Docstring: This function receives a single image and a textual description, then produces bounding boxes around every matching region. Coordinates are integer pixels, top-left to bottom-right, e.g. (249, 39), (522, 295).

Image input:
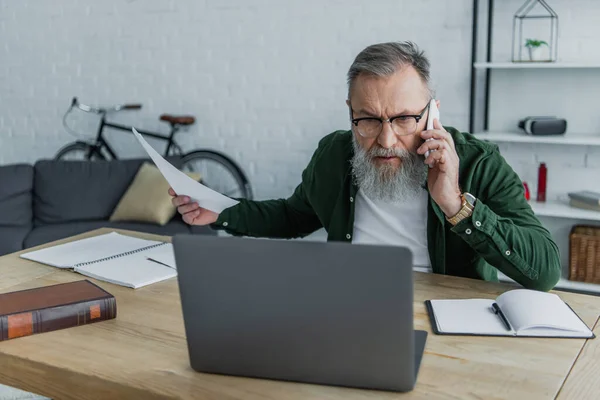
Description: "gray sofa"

(0, 158), (214, 257)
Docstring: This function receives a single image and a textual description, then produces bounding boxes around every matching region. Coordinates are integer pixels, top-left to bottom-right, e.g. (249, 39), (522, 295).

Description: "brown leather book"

(0, 280), (116, 341)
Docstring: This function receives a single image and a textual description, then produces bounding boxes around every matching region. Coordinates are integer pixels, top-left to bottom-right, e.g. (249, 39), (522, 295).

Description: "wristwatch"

(446, 192), (476, 226)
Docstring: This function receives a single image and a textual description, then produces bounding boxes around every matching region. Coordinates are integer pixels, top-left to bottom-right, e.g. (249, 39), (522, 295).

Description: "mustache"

(367, 146), (414, 159)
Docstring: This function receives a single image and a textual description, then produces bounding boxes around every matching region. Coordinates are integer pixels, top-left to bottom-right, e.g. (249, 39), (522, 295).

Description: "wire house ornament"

(512, 0), (558, 62)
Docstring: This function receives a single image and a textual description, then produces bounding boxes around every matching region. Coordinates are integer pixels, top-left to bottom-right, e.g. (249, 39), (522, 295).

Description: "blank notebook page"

(20, 232), (163, 268)
(143, 243), (176, 269)
(497, 289), (591, 333)
(75, 253), (177, 289)
(430, 299), (515, 335)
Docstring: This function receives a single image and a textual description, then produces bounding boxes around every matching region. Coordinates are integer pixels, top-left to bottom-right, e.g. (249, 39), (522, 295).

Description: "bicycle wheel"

(180, 150), (253, 200)
(55, 142), (105, 161)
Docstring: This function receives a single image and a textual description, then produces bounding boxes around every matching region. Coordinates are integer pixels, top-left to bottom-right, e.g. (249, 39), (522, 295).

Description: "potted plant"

(525, 39), (549, 61)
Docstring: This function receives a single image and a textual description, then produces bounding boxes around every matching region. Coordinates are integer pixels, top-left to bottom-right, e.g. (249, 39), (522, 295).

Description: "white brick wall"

(0, 0), (473, 199)
(1, 0), (598, 202)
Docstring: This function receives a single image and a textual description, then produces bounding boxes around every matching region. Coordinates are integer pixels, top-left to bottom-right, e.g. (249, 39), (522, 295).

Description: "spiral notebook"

(20, 232), (177, 289)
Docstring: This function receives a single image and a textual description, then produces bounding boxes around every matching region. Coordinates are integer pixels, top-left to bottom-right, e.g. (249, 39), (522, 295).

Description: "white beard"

(350, 134), (428, 203)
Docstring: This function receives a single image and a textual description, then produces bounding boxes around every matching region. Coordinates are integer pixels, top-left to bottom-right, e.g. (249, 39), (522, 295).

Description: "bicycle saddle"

(160, 114), (195, 125)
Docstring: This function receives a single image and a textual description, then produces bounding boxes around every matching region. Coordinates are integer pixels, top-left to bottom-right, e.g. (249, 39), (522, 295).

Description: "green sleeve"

(450, 150), (561, 291)
(210, 149), (323, 239)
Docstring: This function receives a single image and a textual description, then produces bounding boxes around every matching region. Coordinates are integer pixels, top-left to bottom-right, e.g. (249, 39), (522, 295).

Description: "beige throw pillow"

(110, 162), (201, 226)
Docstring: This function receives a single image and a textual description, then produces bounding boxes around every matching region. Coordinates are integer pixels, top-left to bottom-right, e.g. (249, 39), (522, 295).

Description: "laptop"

(172, 235), (427, 392)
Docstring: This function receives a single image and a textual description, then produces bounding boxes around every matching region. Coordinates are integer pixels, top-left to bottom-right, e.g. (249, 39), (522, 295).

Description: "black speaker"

(518, 117), (567, 136)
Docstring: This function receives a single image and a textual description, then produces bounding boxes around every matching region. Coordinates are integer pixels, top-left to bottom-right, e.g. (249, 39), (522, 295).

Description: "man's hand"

(169, 187), (219, 226)
(417, 119), (462, 218)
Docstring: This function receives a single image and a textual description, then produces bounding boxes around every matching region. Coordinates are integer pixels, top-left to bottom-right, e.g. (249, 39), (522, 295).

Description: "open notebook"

(20, 232), (177, 289)
(426, 289), (595, 338)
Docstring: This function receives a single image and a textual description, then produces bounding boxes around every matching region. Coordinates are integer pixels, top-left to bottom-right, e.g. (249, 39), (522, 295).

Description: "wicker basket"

(569, 225), (600, 283)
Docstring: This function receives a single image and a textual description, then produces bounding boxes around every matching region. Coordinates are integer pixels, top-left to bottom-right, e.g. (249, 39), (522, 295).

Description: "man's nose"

(377, 121), (399, 149)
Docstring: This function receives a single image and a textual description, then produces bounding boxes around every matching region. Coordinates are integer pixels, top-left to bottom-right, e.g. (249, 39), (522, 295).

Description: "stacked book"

(568, 191), (600, 212)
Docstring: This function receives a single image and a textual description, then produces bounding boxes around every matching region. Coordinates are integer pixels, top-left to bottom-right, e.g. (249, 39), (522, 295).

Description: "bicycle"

(56, 97), (253, 200)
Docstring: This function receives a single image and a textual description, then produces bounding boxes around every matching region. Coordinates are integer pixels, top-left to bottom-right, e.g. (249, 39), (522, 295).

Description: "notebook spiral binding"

(73, 242), (168, 268)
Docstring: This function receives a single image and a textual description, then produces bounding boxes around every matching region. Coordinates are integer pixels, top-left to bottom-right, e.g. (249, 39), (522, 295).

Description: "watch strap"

(446, 193), (475, 225)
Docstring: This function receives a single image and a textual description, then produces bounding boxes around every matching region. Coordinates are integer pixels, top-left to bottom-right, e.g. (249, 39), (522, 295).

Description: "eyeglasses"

(350, 100), (431, 138)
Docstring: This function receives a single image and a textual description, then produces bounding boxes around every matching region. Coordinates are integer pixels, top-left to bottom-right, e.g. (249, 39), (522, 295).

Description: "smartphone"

(425, 99), (440, 166)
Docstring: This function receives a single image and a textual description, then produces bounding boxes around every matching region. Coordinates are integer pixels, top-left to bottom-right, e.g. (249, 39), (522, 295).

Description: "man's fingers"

(420, 126), (455, 150)
(425, 149), (448, 169)
(417, 138), (448, 155)
(168, 187), (176, 196)
(178, 202), (200, 215)
(182, 210), (200, 225)
(171, 195), (190, 207)
(420, 129), (450, 141)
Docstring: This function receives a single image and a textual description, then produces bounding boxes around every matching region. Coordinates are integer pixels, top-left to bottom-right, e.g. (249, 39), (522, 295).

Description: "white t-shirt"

(352, 188), (431, 272)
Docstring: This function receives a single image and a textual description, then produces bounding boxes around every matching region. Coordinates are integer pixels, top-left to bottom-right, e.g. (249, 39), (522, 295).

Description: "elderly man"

(170, 41), (561, 291)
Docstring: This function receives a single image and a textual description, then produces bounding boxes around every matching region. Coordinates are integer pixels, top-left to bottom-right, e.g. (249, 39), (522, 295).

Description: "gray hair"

(346, 41), (433, 99)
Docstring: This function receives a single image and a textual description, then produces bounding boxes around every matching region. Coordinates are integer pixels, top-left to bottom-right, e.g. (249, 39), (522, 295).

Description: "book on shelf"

(20, 232), (177, 289)
(0, 280), (116, 341)
(426, 289), (594, 338)
(569, 198), (600, 212)
(568, 191), (600, 206)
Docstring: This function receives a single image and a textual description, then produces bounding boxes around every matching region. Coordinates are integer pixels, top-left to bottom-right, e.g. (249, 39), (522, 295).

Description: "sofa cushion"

(23, 219), (217, 249)
(33, 158), (183, 224)
(0, 226), (31, 256)
(0, 164), (33, 225)
(110, 163), (201, 226)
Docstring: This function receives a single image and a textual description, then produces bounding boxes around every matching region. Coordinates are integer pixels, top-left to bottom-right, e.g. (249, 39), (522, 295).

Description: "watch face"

(464, 192), (476, 205)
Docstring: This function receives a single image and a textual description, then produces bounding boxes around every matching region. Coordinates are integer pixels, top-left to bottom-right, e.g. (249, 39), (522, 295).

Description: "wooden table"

(556, 323), (600, 399)
(0, 228), (598, 400)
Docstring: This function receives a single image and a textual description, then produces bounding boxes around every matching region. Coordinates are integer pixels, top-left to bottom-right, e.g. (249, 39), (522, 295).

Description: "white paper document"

(132, 128), (239, 213)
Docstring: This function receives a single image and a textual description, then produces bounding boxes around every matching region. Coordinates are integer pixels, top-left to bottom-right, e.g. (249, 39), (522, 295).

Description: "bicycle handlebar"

(121, 104), (142, 110)
(70, 97), (143, 114)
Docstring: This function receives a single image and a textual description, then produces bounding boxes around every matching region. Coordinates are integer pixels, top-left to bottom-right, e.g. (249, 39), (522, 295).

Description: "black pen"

(492, 303), (512, 331)
(147, 257), (177, 271)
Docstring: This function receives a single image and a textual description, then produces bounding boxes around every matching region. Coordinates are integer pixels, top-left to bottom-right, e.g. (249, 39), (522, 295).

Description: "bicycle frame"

(90, 114), (180, 159)
(59, 98), (254, 199)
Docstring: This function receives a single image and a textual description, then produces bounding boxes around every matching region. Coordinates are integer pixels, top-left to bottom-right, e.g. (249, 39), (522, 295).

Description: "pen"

(492, 303), (512, 331)
(147, 257), (177, 270)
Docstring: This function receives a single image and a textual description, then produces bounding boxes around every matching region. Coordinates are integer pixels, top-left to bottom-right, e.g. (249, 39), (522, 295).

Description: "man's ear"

(346, 99), (350, 107)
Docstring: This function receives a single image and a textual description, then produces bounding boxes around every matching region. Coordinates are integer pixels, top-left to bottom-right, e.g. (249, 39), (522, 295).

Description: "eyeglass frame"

(349, 99), (432, 138)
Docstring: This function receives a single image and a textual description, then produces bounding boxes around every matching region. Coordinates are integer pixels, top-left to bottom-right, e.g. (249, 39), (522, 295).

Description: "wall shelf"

(474, 62), (600, 70)
(530, 200), (600, 222)
(474, 131), (600, 146)
(469, 3), (600, 132)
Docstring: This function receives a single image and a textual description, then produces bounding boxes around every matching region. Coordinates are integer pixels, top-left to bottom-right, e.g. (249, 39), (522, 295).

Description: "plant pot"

(527, 46), (542, 61)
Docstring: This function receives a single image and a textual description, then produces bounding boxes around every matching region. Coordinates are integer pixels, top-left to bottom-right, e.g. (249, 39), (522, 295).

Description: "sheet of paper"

(19, 232), (162, 269)
(132, 128), (239, 213)
(497, 289), (592, 334)
(75, 253), (177, 289)
(429, 299), (515, 336)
